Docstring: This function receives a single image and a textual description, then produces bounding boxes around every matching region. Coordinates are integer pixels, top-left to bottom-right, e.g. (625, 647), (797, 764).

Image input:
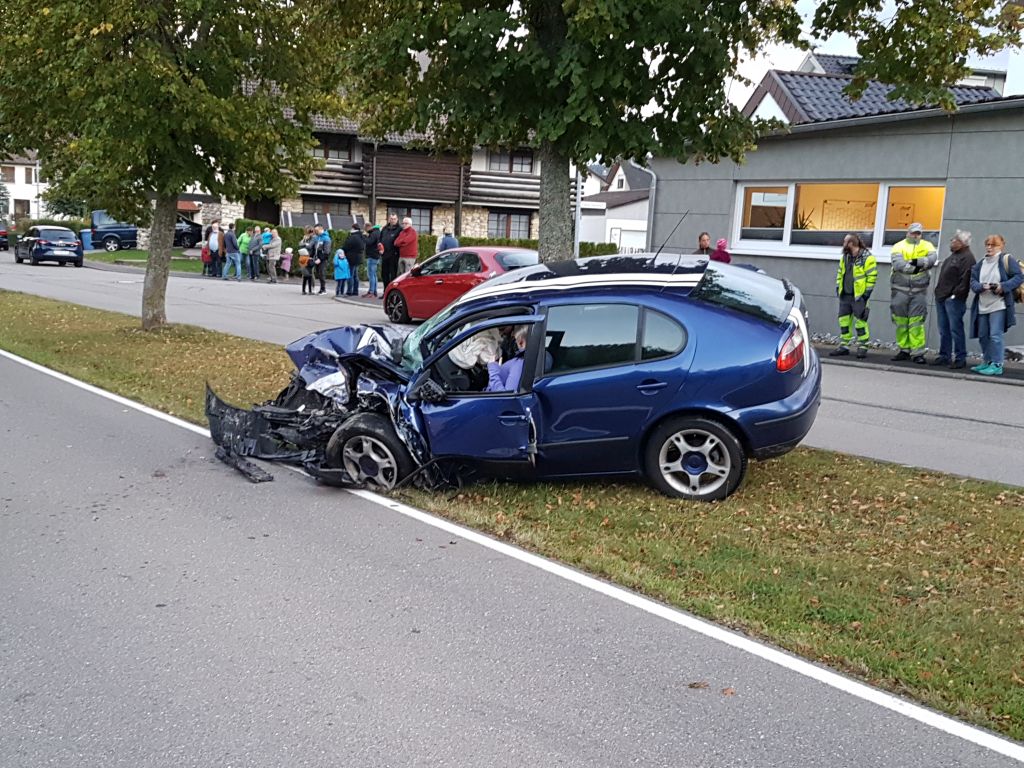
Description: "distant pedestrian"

(969, 234), (1024, 377)
(930, 230), (976, 369)
(299, 247), (314, 295)
(693, 232), (711, 256)
(438, 227), (459, 252)
(312, 224), (332, 294)
(280, 246), (293, 281)
(710, 238), (731, 264)
(248, 226), (264, 280)
(222, 223), (243, 281)
(206, 221), (224, 277)
(889, 222), (938, 364)
(342, 223), (364, 296)
(333, 247), (352, 296)
(265, 227), (283, 283)
(829, 233), (877, 359)
(394, 216), (419, 274)
(379, 213), (401, 286)
(237, 227), (252, 269)
(363, 222), (382, 298)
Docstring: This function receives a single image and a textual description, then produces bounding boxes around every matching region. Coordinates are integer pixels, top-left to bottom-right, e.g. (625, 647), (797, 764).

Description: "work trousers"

(890, 290), (928, 356)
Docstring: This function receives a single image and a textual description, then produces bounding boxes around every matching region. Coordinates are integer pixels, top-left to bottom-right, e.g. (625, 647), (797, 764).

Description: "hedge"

(14, 217), (91, 236)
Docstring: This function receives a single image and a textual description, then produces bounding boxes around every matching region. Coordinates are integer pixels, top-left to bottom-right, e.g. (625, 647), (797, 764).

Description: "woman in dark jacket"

(969, 234), (1023, 377)
(930, 230), (975, 368)
(342, 225), (365, 296)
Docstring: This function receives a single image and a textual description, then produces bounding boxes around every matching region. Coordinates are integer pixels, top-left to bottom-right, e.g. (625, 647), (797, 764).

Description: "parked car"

(208, 255), (820, 501)
(91, 210), (138, 252)
(14, 225), (84, 267)
(383, 246), (539, 323)
(0, 219), (9, 250)
(174, 215), (202, 249)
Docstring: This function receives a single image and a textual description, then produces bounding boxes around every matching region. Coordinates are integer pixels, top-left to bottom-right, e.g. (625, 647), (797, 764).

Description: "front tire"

(325, 413), (415, 492)
(644, 417), (746, 501)
(385, 290), (411, 323)
(103, 236), (120, 252)
(179, 234), (194, 249)
(14, 251), (23, 264)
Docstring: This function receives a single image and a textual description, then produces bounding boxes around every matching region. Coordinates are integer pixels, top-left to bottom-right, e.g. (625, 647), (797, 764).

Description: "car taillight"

(777, 324), (805, 373)
(37, 239), (50, 246)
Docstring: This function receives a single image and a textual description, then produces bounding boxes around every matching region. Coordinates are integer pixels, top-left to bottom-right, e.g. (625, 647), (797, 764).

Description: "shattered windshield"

(400, 304), (459, 371)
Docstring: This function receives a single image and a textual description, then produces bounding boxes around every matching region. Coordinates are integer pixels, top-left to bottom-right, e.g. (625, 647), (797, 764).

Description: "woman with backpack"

(969, 234), (1024, 377)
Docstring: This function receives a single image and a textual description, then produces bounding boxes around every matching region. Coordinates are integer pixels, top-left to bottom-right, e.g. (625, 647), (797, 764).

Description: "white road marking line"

(2, 345), (1021, 762)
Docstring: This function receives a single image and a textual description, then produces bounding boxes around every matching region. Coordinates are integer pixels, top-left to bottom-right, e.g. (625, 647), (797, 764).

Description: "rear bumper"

(36, 250), (83, 264)
(740, 350), (822, 460)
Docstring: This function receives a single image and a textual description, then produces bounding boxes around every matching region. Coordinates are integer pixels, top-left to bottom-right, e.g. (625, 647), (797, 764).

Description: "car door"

(430, 251), (486, 308)
(20, 227), (37, 259)
(405, 251), (461, 318)
(408, 314), (543, 464)
(531, 302), (693, 476)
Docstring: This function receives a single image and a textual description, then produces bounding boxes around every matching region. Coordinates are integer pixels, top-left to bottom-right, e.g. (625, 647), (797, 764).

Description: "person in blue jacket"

(333, 247), (352, 297)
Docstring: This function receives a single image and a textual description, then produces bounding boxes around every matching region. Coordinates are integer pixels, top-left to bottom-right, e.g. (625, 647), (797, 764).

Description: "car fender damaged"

(206, 325), (437, 489)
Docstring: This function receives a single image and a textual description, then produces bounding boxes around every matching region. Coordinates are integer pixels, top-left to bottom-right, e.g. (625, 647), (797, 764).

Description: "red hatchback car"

(383, 246), (539, 322)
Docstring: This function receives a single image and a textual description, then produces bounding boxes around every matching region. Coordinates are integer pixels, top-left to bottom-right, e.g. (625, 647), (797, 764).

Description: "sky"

(729, 0), (1023, 108)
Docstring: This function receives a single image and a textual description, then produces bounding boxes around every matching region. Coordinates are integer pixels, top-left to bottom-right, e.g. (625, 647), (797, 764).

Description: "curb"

(817, 353), (1024, 388)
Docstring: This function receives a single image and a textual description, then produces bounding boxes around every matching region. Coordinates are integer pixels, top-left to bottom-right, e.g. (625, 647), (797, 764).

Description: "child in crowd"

(299, 247), (313, 295)
(333, 247), (352, 297)
(280, 247), (293, 281)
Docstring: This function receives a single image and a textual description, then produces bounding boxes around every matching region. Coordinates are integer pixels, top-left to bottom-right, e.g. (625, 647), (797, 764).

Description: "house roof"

(619, 162), (653, 190)
(582, 189), (650, 207)
(743, 69), (1003, 124)
(811, 54), (860, 76)
(587, 162), (612, 182)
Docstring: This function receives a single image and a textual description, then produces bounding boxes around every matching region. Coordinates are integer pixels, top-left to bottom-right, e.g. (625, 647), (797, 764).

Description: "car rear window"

(93, 211), (130, 227)
(40, 229), (77, 241)
(689, 262), (792, 325)
(496, 251), (539, 271)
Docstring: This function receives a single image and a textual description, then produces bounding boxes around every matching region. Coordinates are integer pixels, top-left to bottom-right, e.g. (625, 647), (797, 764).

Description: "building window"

(616, 178), (625, 190)
(0, 166), (14, 184)
(735, 182), (945, 254)
(387, 205), (432, 232)
(13, 200), (30, 220)
(740, 186), (788, 241)
(488, 210), (532, 239)
(883, 186), (945, 245)
(302, 197), (351, 217)
(309, 134), (352, 162)
(24, 167), (36, 185)
(488, 149), (534, 174)
(791, 183), (879, 247)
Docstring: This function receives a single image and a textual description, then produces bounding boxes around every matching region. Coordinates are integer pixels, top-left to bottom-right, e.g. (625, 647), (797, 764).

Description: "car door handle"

(636, 380), (668, 394)
(498, 412), (528, 425)
(434, 278), (444, 284)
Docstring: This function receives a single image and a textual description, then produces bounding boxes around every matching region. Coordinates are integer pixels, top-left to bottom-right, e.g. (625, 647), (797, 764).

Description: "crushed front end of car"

(206, 325), (440, 489)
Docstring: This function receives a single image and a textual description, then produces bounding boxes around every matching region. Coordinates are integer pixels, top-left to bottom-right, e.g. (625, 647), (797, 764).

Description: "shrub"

(15, 216), (91, 235)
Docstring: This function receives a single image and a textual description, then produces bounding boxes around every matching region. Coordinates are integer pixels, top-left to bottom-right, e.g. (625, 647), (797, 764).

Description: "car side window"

(456, 252), (482, 274)
(642, 310), (687, 360)
(419, 252), (460, 276)
(544, 304), (639, 374)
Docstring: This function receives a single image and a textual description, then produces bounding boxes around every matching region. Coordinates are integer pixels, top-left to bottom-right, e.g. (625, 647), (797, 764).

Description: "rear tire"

(29, 252), (38, 266)
(325, 413), (415, 491)
(103, 236), (120, 252)
(644, 416), (746, 501)
(385, 290), (411, 323)
(180, 234), (194, 249)
(74, 259), (83, 268)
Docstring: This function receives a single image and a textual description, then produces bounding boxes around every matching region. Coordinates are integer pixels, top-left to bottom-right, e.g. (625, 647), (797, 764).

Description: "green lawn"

(87, 248), (205, 273)
(1, 289), (1023, 739)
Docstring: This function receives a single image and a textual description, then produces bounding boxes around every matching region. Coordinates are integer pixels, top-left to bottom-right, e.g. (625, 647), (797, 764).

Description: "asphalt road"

(1, 260), (1022, 487)
(1, 354), (1020, 767)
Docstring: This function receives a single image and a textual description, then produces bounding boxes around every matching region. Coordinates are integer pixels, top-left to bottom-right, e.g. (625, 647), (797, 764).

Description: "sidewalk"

(813, 342), (1024, 386)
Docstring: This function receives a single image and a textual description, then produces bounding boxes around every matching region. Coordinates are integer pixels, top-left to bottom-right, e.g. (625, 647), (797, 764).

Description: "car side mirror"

(410, 265), (422, 277)
(407, 376), (447, 404)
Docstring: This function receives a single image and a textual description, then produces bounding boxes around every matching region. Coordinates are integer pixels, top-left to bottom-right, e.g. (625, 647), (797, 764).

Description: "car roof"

(435, 246), (538, 257)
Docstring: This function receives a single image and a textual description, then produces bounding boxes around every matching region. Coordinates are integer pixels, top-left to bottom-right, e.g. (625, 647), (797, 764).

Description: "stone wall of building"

(461, 205), (489, 238)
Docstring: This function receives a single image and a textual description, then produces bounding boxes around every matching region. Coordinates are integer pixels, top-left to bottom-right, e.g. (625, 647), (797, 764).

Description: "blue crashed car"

(207, 254), (820, 501)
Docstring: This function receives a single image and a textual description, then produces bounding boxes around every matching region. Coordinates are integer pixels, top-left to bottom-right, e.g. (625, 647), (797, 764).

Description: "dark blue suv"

(208, 255), (821, 501)
(91, 210), (138, 252)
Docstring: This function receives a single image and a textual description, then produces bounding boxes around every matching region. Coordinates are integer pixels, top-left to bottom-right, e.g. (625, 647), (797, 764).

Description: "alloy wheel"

(341, 435), (400, 491)
(658, 428), (732, 497)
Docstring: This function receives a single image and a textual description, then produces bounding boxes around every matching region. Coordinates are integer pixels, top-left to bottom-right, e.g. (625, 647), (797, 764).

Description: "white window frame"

(731, 180), (946, 263)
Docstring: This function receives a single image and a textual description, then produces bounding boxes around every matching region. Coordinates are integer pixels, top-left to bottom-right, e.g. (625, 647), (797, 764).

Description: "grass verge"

(1, 289), (1022, 740)
(88, 248), (201, 273)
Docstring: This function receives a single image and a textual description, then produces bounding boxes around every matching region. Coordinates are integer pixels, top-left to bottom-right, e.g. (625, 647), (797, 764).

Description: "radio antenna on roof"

(650, 210), (690, 289)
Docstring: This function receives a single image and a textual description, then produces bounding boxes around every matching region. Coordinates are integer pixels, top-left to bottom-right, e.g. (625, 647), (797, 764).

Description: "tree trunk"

(537, 140), (572, 263)
(141, 193), (177, 330)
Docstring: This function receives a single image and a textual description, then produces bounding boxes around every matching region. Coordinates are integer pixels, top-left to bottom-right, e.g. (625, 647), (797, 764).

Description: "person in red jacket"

(394, 217), (419, 274)
(710, 238), (732, 264)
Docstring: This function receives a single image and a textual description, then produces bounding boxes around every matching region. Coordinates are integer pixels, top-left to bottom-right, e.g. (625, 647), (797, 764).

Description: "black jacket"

(342, 231), (365, 265)
(363, 228), (381, 259)
(934, 246), (976, 301)
(379, 223), (401, 260)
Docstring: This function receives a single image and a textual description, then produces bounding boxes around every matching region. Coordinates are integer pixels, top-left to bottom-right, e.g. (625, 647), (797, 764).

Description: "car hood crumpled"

(285, 324), (411, 384)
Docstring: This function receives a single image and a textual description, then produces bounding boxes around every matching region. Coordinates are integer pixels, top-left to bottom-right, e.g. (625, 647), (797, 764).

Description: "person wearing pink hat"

(710, 238), (731, 264)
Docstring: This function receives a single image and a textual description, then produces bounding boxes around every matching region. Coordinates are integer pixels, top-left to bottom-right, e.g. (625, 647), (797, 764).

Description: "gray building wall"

(650, 107), (1024, 350)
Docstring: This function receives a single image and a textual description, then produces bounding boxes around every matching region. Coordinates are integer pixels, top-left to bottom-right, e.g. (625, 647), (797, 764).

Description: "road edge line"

(2, 345), (1022, 762)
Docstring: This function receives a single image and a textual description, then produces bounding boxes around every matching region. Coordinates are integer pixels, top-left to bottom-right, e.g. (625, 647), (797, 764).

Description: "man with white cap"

(889, 222), (937, 363)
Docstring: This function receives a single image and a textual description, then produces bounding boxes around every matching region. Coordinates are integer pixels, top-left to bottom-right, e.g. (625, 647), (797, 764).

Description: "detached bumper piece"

(215, 446), (274, 483)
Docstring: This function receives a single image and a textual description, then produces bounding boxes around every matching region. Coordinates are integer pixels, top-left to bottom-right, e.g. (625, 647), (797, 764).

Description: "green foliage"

(42, 186), (89, 219)
(15, 217), (91, 235)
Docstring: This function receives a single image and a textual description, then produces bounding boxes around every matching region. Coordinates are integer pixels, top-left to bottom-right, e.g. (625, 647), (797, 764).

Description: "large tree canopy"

(343, 0), (1022, 261)
(0, 0), (345, 328)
